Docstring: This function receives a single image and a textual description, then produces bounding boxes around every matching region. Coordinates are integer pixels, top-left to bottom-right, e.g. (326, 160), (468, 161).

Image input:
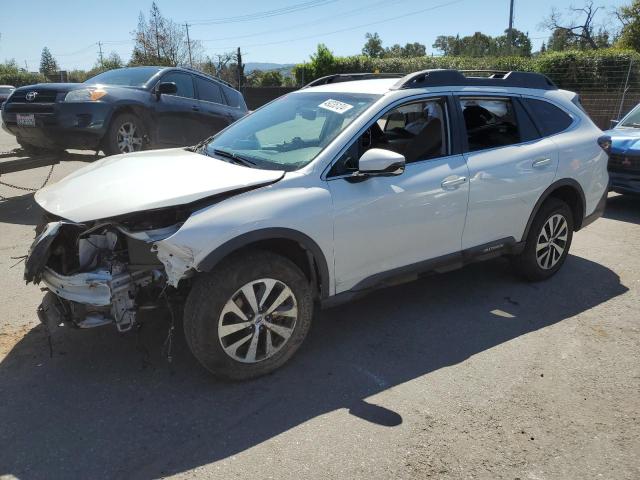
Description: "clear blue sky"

(0, 0), (628, 71)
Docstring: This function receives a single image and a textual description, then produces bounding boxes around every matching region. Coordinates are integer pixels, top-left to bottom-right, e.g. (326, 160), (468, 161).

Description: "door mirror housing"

(356, 148), (405, 177)
(156, 82), (177, 98)
(610, 119), (620, 129)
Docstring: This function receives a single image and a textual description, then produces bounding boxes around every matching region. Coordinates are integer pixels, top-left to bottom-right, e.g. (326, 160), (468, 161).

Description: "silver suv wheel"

(218, 278), (298, 363)
(536, 213), (569, 270)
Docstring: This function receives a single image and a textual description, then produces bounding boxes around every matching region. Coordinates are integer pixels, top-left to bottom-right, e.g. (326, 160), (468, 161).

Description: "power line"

(188, 0), (338, 26)
(212, 0), (468, 51)
(198, 0), (408, 43)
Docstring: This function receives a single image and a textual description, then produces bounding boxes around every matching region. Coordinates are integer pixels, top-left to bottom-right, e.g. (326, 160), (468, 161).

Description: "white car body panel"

(34, 148), (284, 222)
(328, 154), (470, 292)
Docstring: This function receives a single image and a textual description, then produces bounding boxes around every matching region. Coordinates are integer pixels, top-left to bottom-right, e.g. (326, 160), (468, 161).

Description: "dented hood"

(35, 148), (284, 222)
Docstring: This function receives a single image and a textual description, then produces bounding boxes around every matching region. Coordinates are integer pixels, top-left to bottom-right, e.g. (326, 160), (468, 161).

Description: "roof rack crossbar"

(391, 69), (557, 91)
(303, 72), (404, 89)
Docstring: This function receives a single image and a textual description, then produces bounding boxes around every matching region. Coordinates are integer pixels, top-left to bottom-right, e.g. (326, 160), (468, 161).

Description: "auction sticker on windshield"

(318, 99), (354, 114)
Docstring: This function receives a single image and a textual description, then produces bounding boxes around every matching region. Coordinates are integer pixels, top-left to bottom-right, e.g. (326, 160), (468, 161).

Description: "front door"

(328, 97), (470, 293)
(454, 95), (559, 249)
(153, 71), (202, 146)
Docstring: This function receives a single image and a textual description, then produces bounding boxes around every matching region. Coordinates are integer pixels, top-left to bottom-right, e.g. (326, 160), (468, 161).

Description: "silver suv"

(25, 70), (609, 380)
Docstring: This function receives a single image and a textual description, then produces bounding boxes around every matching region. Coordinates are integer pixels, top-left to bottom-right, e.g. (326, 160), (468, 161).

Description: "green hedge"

(295, 49), (640, 90)
(0, 70), (47, 87)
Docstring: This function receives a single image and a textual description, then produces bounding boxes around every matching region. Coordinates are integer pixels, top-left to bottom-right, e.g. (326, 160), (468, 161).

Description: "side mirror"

(610, 119), (620, 129)
(156, 82), (177, 98)
(357, 148), (405, 177)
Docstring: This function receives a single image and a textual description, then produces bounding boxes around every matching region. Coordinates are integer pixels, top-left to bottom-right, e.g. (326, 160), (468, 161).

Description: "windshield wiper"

(212, 149), (256, 167)
(187, 136), (214, 154)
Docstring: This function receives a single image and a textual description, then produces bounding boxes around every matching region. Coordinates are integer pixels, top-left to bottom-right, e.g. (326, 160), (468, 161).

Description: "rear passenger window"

(459, 97), (520, 152)
(195, 77), (225, 104)
(223, 87), (243, 108)
(525, 98), (573, 136)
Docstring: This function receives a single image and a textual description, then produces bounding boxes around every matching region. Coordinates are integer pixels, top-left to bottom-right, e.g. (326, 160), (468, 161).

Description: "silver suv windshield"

(203, 92), (381, 171)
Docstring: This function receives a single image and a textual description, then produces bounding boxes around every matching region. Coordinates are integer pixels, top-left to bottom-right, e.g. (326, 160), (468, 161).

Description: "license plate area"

(16, 113), (36, 127)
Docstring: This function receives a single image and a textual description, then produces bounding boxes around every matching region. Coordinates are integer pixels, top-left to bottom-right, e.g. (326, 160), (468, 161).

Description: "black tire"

(184, 250), (314, 381)
(103, 113), (147, 156)
(512, 197), (574, 282)
(17, 140), (64, 156)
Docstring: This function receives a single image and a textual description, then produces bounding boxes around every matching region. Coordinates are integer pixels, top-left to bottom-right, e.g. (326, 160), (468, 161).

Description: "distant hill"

(244, 62), (295, 74)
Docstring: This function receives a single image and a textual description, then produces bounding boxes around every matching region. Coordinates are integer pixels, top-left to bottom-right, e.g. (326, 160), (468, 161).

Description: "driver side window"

(330, 98), (449, 176)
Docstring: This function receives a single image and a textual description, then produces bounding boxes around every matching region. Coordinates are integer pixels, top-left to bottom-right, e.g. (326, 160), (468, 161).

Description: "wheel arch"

(521, 178), (586, 241)
(196, 228), (331, 300)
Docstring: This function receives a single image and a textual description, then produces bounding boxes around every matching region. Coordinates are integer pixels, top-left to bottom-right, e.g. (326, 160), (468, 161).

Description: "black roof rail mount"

(391, 69), (558, 91)
(303, 72), (404, 88)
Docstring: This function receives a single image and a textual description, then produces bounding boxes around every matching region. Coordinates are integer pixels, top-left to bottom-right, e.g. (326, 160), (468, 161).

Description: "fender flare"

(521, 178), (586, 241)
(196, 228), (331, 299)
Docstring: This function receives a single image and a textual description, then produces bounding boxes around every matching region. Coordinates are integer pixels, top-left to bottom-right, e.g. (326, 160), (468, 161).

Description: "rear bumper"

(582, 187), (608, 229)
(609, 170), (640, 195)
(1, 102), (111, 149)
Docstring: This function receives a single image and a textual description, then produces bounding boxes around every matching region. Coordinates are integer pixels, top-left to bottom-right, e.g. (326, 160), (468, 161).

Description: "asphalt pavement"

(0, 130), (638, 480)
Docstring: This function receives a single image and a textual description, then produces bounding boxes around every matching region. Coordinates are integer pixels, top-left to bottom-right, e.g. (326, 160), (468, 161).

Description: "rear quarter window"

(524, 98), (573, 136)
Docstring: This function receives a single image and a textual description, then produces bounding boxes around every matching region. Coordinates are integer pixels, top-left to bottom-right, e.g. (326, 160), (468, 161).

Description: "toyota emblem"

(25, 91), (38, 102)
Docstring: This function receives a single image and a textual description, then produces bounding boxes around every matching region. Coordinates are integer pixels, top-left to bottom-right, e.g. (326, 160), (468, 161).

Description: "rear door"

(193, 76), (234, 139)
(153, 71), (201, 146)
(455, 94), (558, 249)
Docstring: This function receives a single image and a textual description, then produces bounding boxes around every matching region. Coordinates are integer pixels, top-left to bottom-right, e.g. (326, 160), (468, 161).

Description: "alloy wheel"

(116, 122), (143, 153)
(536, 213), (568, 270)
(218, 278), (298, 363)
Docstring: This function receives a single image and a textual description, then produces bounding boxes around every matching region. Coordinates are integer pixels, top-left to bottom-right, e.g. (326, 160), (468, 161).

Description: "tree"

(616, 0), (640, 51)
(130, 2), (201, 66)
(495, 29), (532, 56)
(309, 43), (335, 78)
(384, 42), (427, 58)
(542, 1), (610, 50)
(102, 52), (124, 70)
(39, 47), (58, 75)
(362, 32), (384, 58)
(433, 35), (461, 56)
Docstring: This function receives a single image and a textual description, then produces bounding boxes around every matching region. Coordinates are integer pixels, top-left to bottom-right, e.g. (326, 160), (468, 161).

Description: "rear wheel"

(183, 250), (314, 380)
(103, 113), (146, 156)
(512, 197), (574, 281)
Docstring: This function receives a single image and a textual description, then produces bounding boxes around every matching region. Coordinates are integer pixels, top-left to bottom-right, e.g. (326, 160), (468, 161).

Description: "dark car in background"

(605, 103), (640, 195)
(0, 85), (15, 108)
(1, 67), (248, 155)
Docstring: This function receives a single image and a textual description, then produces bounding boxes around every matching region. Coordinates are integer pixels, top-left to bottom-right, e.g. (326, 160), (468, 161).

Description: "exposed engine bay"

(25, 216), (185, 332)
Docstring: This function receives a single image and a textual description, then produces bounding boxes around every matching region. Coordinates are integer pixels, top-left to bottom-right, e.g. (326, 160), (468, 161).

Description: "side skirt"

(321, 237), (523, 309)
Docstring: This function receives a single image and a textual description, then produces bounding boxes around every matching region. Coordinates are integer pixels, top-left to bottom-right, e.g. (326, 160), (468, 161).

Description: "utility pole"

(507, 0), (515, 55)
(236, 47), (243, 90)
(24, 60), (28, 71)
(185, 23), (193, 67)
(98, 41), (104, 68)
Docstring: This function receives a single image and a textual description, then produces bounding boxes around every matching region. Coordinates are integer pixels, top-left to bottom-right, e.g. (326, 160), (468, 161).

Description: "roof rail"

(179, 66), (235, 89)
(303, 72), (404, 89)
(391, 69), (557, 91)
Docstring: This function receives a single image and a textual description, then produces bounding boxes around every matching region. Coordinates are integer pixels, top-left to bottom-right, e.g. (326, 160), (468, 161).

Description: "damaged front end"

(25, 215), (184, 333)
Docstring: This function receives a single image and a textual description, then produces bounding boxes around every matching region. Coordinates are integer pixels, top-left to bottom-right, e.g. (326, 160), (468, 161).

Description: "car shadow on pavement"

(0, 255), (628, 479)
(0, 192), (44, 226)
(604, 193), (640, 225)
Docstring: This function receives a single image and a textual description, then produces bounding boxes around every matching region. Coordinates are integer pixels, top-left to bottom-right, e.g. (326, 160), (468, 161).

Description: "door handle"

(532, 158), (552, 168)
(441, 175), (467, 190)
(192, 105), (200, 111)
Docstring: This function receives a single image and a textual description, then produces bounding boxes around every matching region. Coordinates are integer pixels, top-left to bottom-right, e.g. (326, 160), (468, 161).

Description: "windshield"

(0, 87), (14, 94)
(620, 104), (640, 128)
(204, 92), (381, 171)
(84, 67), (162, 87)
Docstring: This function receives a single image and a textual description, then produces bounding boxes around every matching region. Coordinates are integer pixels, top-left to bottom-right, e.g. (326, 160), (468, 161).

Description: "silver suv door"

(454, 94), (559, 249)
(327, 96), (470, 293)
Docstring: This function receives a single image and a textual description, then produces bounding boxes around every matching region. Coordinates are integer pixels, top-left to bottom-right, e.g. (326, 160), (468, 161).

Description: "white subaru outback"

(25, 70), (609, 380)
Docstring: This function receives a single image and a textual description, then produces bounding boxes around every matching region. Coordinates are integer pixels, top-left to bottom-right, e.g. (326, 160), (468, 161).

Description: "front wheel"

(511, 197), (574, 281)
(103, 113), (147, 156)
(183, 250), (314, 380)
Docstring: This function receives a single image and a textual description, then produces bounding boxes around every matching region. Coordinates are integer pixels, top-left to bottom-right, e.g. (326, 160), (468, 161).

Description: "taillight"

(598, 135), (612, 155)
